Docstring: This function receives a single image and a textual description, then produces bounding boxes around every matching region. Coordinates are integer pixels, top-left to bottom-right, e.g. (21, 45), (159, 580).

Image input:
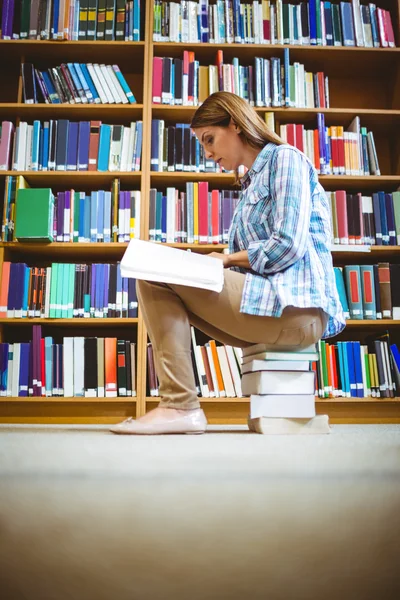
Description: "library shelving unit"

(1, 0), (400, 424)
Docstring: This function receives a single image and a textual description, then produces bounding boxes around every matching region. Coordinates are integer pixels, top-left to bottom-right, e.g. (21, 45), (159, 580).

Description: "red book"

(295, 124), (304, 152)
(88, 120), (102, 171)
(385, 10), (395, 47)
(286, 123), (296, 148)
(0, 261), (10, 318)
(152, 57), (163, 103)
(313, 129), (320, 172)
(330, 127), (339, 173)
(317, 72), (325, 108)
(336, 127), (345, 174)
(198, 182), (209, 244)
(211, 190), (220, 244)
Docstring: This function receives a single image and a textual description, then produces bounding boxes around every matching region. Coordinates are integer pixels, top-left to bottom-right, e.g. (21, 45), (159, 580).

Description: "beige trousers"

(136, 269), (328, 409)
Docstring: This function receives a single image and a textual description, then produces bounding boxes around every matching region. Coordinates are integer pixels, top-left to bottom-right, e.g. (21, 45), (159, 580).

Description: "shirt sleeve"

(247, 146), (312, 276)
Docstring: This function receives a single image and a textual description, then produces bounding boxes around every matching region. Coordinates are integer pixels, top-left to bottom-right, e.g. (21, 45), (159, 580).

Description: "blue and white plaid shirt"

(228, 142), (345, 339)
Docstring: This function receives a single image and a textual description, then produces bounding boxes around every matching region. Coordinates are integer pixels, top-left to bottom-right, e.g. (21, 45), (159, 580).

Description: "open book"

(121, 239), (225, 292)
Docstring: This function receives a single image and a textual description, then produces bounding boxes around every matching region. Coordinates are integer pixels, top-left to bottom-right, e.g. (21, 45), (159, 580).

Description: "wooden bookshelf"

(0, 0), (400, 424)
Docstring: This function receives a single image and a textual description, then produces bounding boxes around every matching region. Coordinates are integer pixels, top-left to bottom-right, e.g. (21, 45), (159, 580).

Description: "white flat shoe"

(110, 406), (208, 435)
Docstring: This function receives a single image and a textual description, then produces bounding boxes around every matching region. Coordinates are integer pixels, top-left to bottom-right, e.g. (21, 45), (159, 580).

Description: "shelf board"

(0, 397), (137, 403)
(0, 40), (145, 61)
(152, 105), (400, 128)
(0, 241), (129, 257)
(345, 319), (400, 326)
(146, 396), (400, 404)
(0, 103), (144, 120)
(0, 171), (141, 186)
(0, 318), (138, 326)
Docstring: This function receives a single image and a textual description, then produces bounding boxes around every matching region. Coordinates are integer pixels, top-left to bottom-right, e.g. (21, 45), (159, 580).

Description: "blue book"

(360, 265), (376, 320)
(22, 266), (30, 318)
(80, 63), (100, 103)
(97, 124), (111, 171)
(66, 121), (79, 171)
(340, 2), (356, 46)
(334, 267), (350, 319)
(38, 123), (44, 170)
(67, 63), (86, 103)
(161, 195), (167, 242)
(78, 193), (85, 241)
(344, 265), (363, 319)
(345, 341), (357, 397)
(352, 341), (364, 397)
(116, 263), (122, 316)
(378, 191), (389, 245)
(42, 122), (50, 170)
(90, 264), (96, 317)
(55, 119), (69, 171)
(385, 193), (396, 246)
(97, 190), (104, 242)
(324, 2), (334, 45)
(103, 263), (110, 316)
(309, 0), (318, 44)
(84, 195), (91, 242)
(133, 0), (140, 40)
(77, 120), (90, 171)
(90, 191), (98, 242)
(372, 192), (382, 245)
(390, 344), (400, 372)
(18, 343), (30, 397)
(52, 0), (59, 38)
(45, 337), (53, 396)
(368, 4), (380, 47)
(104, 191), (112, 243)
(31, 120), (41, 171)
(74, 63), (92, 103)
(133, 121), (142, 171)
(42, 70), (60, 103)
(284, 48), (290, 107)
(317, 113), (326, 174)
(95, 263), (102, 317)
(112, 66), (137, 104)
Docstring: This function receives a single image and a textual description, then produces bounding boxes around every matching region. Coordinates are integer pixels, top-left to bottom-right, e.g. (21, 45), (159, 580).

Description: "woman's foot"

(110, 406), (207, 435)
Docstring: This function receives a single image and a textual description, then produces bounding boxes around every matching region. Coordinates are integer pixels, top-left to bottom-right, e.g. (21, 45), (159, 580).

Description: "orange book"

(209, 340), (226, 397)
(313, 129), (320, 173)
(105, 337), (118, 397)
(0, 261), (10, 317)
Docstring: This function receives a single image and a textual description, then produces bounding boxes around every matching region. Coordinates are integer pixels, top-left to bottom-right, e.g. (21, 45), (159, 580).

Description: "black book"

(174, 58), (183, 105)
(105, 0), (116, 41)
(190, 134), (197, 171)
(115, 0), (125, 40)
(352, 194), (362, 242)
(55, 119), (69, 171)
(125, 341), (132, 396)
(49, 68), (66, 103)
(97, 0), (107, 39)
(108, 263), (117, 318)
(324, 2), (334, 46)
(56, 67), (74, 104)
(389, 265), (400, 320)
(167, 126), (175, 171)
(183, 126), (191, 171)
(373, 264), (382, 319)
(128, 278), (138, 317)
(117, 339), (127, 396)
(48, 119), (58, 170)
(188, 60), (195, 104)
(22, 63), (37, 103)
(175, 126), (183, 171)
(84, 338), (98, 397)
(87, 0), (98, 40)
(161, 57), (172, 104)
(78, 0), (89, 40)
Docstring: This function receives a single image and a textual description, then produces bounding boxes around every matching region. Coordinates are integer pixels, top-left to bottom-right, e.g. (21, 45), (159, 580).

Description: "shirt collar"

(241, 142), (277, 189)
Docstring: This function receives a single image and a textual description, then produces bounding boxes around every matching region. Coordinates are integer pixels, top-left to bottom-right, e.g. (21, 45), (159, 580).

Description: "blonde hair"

(191, 91), (284, 149)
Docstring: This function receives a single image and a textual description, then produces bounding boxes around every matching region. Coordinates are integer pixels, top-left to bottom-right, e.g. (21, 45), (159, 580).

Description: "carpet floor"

(0, 424), (399, 600)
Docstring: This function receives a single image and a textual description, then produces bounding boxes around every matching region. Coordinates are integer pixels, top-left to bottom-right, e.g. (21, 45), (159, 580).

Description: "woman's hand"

(208, 252), (231, 268)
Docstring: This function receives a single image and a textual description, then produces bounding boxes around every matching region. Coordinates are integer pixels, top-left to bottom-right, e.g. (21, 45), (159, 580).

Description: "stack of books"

(241, 343), (330, 435)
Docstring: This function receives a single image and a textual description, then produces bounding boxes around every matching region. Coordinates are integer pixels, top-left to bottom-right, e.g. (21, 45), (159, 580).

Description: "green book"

(73, 192), (80, 243)
(15, 188), (54, 242)
(68, 264), (75, 319)
(49, 263), (58, 319)
(331, 4), (343, 46)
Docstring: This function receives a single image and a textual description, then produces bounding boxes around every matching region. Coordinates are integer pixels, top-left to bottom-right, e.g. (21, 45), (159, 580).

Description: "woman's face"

(193, 122), (244, 171)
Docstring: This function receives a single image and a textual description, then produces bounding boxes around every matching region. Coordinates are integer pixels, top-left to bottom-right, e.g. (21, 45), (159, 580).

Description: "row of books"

(3, 184), (141, 243)
(0, 262), (138, 319)
(327, 190), (400, 247)
(149, 185), (240, 244)
(0, 330), (137, 398)
(150, 120), (222, 173)
(334, 263), (400, 321)
(1, 0), (141, 41)
(152, 48), (329, 108)
(280, 115), (381, 176)
(315, 333), (400, 398)
(22, 62), (136, 105)
(146, 328), (244, 398)
(153, 0), (396, 48)
(0, 120), (143, 172)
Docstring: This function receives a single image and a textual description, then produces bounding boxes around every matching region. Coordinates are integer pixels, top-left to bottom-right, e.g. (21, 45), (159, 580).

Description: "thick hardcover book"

(15, 188), (54, 242)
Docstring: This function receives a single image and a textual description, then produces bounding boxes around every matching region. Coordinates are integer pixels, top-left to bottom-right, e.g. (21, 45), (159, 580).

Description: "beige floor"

(0, 424), (399, 600)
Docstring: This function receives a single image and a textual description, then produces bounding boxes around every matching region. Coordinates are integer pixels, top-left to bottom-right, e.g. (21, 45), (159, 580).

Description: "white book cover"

(63, 337), (74, 397)
(106, 65), (128, 104)
(7, 345), (14, 396)
(93, 64), (114, 104)
(226, 346), (242, 398)
(87, 63), (108, 104)
(250, 394), (316, 419)
(134, 191), (141, 239)
(101, 64), (121, 104)
(242, 370), (315, 396)
(120, 128), (130, 171)
(217, 346), (236, 397)
(242, 359), (311, 374)
(121, 239), (224, 292)
(73, 337), (85, 397)
(190, 326), (209, 398)
(130, 343), (136, 396)
(97, 338), (105, 397)
(17, 122), (28, 171)
(166, 187), (176, 243)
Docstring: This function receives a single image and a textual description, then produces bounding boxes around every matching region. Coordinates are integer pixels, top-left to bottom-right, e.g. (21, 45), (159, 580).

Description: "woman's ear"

(230, 119), (241, 134)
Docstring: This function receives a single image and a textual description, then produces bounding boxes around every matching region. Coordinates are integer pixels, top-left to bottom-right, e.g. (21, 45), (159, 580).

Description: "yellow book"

(344, 132), (351, 175)
(264, 112), (275, 132)
(198, 66), (209, 104)
(193, 183), (199, 244)
(112, 178), (119, 242)
(12, 176), (30, 241)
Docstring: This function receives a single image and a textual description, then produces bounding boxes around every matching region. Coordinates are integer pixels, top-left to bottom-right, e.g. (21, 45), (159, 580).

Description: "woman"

(110, 91), (345, 435)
